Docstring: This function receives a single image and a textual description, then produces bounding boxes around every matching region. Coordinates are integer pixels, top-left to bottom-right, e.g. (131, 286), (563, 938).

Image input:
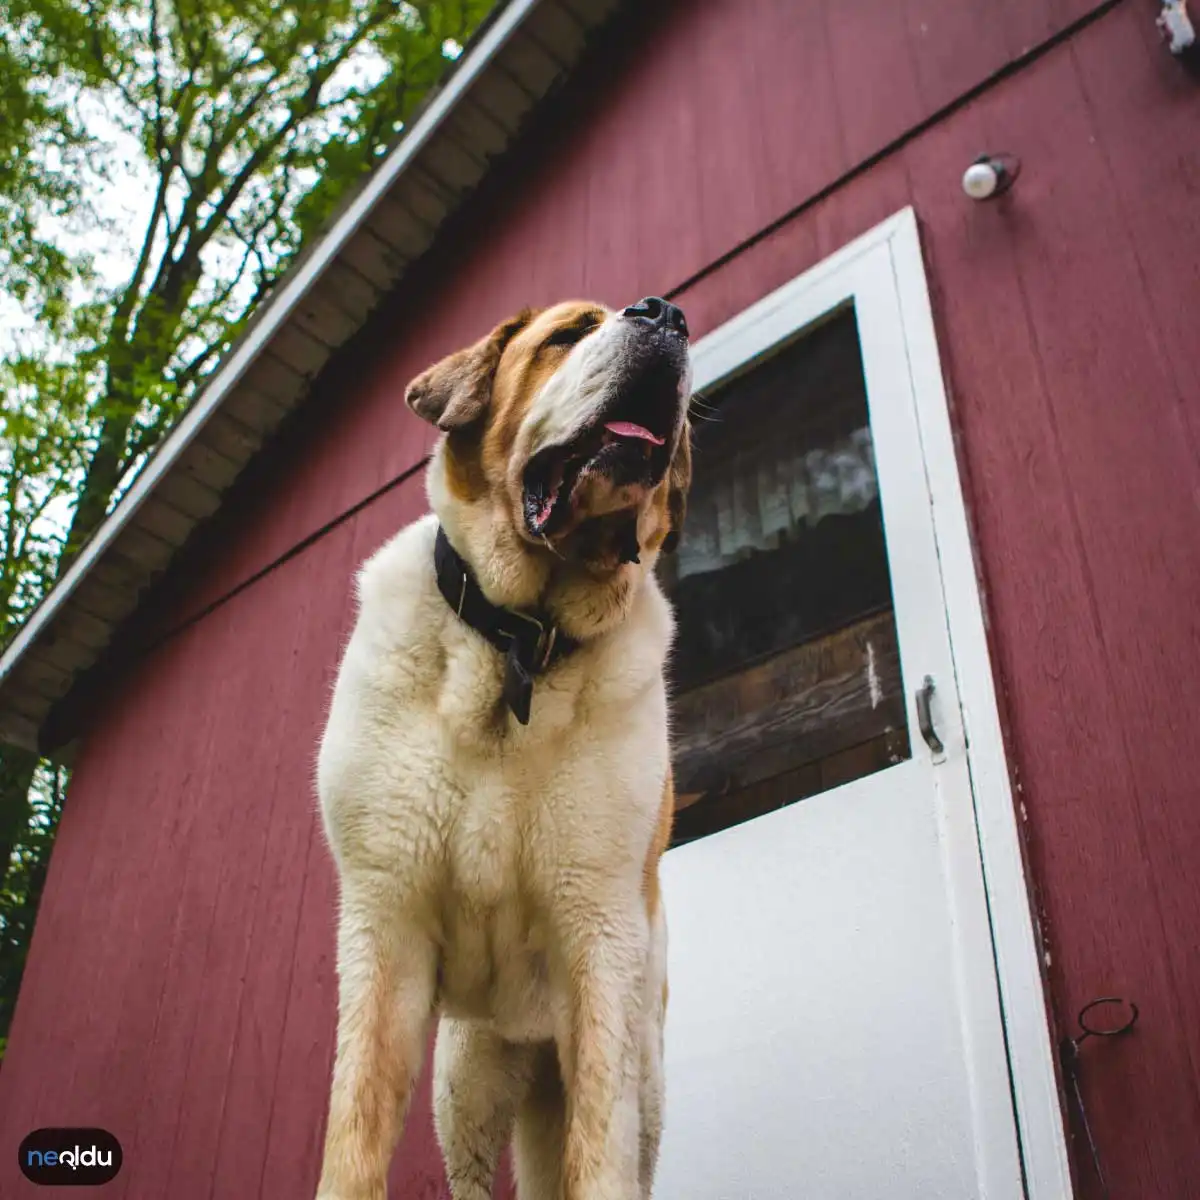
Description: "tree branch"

(169, 336), (225, 392)
(10, 483), (67, 572)
(109, 167), (172, 353)
(166, 61), (290, 271)
(187, 13), (391, 262)
(1, 469), (18, 582)
(117, 265), (254, 480)
(115, 415), (172, 481)
(148, 0), (167, 161)
(173, 0), (212, 78)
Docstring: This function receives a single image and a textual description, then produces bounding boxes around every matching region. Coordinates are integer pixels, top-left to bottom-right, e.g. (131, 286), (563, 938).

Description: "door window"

(662, 306), (910, 846)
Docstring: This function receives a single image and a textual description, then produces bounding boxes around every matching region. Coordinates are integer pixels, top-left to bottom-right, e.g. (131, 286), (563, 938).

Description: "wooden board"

(672, 611), (906, 801)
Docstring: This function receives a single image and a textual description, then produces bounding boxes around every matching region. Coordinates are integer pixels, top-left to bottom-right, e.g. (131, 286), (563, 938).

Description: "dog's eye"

(544, 320), (597, 349)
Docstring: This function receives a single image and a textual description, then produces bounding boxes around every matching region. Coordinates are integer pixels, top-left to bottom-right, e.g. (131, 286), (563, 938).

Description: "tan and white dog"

(315, 296), (693, 1200)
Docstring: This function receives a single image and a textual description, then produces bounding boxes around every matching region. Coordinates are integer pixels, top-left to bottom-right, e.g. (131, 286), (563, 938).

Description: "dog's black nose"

(623, 296), (688, 337)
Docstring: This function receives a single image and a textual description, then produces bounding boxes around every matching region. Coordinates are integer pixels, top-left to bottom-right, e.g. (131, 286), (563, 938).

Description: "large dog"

(315, 296), (693, 1200)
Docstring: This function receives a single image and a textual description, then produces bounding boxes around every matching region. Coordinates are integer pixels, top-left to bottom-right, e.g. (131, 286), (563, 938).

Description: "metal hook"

(1059, 996), (1140, 1199)
(1075, 996), (1140, 1044)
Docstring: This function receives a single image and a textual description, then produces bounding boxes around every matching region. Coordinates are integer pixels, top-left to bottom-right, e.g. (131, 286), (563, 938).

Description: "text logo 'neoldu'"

(19, 1128), (122, 1186)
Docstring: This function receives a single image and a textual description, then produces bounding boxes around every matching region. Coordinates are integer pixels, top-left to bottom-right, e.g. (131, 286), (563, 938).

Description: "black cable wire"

(150, 454), (430, 650)
(663, 0), (1127, 303)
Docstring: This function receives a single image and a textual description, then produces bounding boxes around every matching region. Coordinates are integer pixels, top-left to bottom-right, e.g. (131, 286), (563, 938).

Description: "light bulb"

(962, 154), (1020, 201)
(962, 160), (1000, 200)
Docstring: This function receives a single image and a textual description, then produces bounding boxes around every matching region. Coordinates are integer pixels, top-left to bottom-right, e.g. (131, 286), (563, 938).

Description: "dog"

(314, 295), (693, 1200)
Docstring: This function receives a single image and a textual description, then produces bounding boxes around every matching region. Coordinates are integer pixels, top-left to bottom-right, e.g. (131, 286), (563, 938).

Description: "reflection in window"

(663, 307), (911, 847)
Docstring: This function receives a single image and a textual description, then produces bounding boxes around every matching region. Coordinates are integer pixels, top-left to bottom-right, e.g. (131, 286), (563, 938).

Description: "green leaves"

(0, 351), (94, 618)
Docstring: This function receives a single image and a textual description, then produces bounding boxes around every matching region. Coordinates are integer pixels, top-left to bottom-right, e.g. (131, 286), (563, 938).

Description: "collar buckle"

(508, 609), (559, 672)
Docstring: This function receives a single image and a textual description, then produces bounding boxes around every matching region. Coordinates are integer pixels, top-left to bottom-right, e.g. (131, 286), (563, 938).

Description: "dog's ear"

(662, 417), (693, 555)
(405, 308), (536, 431)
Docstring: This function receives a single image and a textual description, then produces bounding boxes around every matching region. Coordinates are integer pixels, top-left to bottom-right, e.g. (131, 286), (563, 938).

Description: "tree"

(0, 0), (103, 1037)
(0, 0), (495, 1057)
(0, 762), (65, 1058)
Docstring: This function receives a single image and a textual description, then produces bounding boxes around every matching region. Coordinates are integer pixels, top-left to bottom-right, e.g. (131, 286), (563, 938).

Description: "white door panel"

(653, 212), (1040, 1199)
(659, 768), (981, 1199)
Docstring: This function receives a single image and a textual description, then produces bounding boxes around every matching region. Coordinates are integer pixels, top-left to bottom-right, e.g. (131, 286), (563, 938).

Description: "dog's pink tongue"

(535, 492), (557, 528)
(604, 420), (665, 446)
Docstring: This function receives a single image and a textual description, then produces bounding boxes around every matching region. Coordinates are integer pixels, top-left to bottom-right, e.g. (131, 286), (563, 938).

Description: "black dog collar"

(434, 526), (578, 725)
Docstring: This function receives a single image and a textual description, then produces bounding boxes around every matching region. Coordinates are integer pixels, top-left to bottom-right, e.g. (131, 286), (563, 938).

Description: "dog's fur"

(315, 300), (692, 1200)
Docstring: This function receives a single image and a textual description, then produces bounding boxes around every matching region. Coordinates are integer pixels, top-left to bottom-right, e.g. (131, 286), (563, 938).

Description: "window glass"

(663, 306), (911, 847)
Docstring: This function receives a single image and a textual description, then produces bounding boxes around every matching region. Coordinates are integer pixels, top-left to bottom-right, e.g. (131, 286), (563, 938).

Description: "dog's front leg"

(559, 907), (648, 1200)
(316, 890), (435, 1200)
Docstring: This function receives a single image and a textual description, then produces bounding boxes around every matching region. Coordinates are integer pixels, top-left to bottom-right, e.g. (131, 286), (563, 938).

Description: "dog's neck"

(427, 448), (653, 642)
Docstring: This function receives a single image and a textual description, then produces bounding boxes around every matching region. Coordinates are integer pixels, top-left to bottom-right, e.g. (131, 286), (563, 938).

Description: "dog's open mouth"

(523, 377), (679, 538)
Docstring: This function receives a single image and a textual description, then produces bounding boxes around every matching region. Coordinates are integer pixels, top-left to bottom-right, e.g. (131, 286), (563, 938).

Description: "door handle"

(916, 675), (945, 756)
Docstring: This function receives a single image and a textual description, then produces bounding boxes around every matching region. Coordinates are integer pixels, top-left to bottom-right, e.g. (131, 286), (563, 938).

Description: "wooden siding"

(3, 3), (1199, 1198)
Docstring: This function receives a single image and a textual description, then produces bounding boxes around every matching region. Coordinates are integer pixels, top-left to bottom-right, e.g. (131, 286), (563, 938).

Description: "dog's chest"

(431, 697), (663, 1040)
(433, 769), (564, 1040)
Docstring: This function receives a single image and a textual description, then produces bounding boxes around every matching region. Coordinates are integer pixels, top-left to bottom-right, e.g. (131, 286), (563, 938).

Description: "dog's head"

(407, 298), (692, 631)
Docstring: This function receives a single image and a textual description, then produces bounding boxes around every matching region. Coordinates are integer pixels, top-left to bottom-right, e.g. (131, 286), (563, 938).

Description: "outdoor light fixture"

(1158, 0), (1197, 55)
(961, 154), (1020, 201)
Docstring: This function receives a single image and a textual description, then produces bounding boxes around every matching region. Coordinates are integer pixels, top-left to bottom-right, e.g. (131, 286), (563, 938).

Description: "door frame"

(684, 207), (1072, 1200)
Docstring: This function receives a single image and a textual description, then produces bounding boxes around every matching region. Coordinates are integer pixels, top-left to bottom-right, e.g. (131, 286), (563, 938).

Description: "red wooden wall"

(3, 2), (1200, 1197)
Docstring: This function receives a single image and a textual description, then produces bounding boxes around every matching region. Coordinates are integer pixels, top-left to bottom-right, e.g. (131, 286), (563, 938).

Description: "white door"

(654, 213), (1055, 1199)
